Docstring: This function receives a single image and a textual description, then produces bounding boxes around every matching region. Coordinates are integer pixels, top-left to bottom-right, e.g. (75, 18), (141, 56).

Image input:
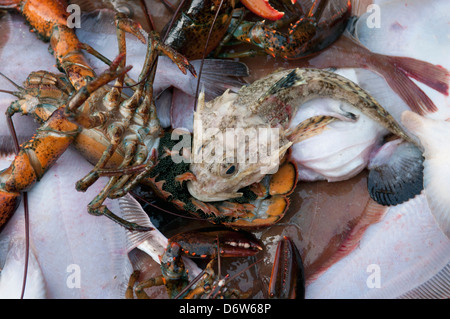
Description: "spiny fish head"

(187, 129), (292, 202)
(186, 85), (294, 202)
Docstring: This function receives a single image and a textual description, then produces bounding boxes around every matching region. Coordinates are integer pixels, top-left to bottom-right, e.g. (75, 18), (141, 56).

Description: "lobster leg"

(73, 30), (196, 204)
(0, 0), (96, 90)
(0, 55), (135, 231)
(127, 229), (262, 299)
(67, 25), (197, 231)
(126, 270), (165, 299)
(103, 12), (146, 110)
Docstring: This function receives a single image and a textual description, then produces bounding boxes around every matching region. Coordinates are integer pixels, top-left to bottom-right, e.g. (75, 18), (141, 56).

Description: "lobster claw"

(269, 236), (305, 299)
(169, 228), (263, 259)
(223, 160), (298, 229)
(240, 0), (289, 21)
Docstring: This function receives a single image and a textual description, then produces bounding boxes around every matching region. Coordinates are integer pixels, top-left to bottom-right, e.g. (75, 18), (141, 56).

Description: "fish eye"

(219, 163), (239, 178)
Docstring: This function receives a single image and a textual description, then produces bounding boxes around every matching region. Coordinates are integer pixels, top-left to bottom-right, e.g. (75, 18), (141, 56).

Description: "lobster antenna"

(174, 268), (208, 299)
(20, 192), (30, 299)
(210, 258), (263, 299)
(0, 71), (23, 90)
(139, 0), (155, 31)
(104, 0), (187, 91)
(0, 89), (16, 95)
(6, 116), (30, 299)
(193, 0), (225, 112)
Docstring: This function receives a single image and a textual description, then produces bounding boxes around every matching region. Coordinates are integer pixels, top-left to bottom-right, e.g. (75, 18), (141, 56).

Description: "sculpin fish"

(187, 68), (416, 202)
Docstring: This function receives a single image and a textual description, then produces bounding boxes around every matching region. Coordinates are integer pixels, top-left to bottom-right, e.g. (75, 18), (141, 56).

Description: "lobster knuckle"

(4, 152), (38, 192)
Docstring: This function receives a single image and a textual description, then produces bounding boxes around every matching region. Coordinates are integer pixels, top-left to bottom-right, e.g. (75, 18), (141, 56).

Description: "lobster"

(126, 229), (305, 299)
(163, 0), (351, 60)
(162, 0), (449, 118)
(0, 0), (309, 233)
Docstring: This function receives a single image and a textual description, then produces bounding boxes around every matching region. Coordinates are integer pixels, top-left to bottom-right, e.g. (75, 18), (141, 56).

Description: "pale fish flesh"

(0, 194), (46, 299)
(0, 149), (132, 298)
(306, 193), (450, 298)
(402, 111), (450, 239)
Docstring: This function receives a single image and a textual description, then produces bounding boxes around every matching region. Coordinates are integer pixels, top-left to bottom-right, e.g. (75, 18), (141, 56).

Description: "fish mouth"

(187, 182), (243, 202)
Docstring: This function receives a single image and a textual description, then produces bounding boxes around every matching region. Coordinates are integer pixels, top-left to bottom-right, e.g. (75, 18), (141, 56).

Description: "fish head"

(186, 90), (292, 202)
(187, 143), (292, 202)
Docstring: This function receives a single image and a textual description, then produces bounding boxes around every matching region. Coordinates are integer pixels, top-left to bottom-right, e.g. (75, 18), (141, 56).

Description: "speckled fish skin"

(0, 214), (46, 299)
(187, 67), (412, 202)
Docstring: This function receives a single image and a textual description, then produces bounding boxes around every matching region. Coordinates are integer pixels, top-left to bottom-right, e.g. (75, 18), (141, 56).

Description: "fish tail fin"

(372, 53), (449, 115)
(386, 55), (449, 96)
(118, 194), (156, 253)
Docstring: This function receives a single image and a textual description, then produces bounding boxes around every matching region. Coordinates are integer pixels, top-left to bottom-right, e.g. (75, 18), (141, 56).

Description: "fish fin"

(260, 69), (299, 99)
(287, 115), (337, 144)
(118, 194), (171, 262)
(386, 55), (449, 96)
(378, 55), (439, 115)
(118, 194), (156, 253)
(368, 140), (424, 206)
(345, 34), (447, 115)
(399, 262), (450, 299)
(0, 136), (34, 156)
(190, 59), (249, 100)
(307, 198), (388, 284)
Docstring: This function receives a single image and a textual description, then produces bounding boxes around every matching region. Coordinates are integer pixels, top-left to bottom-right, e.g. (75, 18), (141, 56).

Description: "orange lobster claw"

(223, 160), (298, 229)
(240, 0), (286, 21)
